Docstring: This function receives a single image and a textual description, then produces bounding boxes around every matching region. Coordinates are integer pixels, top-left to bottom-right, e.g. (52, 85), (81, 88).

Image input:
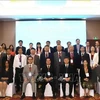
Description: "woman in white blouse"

(89, 46), (98, 92)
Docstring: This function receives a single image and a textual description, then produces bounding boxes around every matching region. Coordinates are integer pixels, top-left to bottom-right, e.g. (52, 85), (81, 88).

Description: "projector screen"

(16, 20), (86, 49)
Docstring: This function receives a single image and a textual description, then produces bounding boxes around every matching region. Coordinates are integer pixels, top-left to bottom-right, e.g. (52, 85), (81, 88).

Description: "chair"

(79, 83), (94, 97)
(60, 83), (74, 97)
(44, 83), (53, 97)
(25, 83), (37, 96)
(6, 83), (16, 97)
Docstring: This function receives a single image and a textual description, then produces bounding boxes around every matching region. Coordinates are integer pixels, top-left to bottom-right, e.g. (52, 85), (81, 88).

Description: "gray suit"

(54, 51), (66, 91)
(22, 64), (38, 93)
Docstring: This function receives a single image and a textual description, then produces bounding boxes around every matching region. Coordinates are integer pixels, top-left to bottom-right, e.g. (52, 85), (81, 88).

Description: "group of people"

(0, 39), (100, 99)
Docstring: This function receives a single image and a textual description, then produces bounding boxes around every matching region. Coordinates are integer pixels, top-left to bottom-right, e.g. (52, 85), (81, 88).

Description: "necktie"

(77, 45), (80, 53)
(19, 55), (21, 62)
(29, 64), (31, 72)
(70, 53), (73, 59)
(58, 52), (61, 58)
(45, 52), (48, 58)
(47, 65), (50, 71)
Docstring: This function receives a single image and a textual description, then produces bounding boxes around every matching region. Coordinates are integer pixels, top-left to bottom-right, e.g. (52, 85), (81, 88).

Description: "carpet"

(0, 94), (100, 100)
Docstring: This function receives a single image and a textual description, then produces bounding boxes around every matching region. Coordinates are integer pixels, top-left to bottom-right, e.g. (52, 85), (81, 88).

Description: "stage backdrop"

(16, 20), (86, 49)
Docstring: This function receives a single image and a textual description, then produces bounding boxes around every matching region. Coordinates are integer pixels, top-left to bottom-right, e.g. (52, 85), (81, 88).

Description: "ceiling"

(0, 0), (100, 20)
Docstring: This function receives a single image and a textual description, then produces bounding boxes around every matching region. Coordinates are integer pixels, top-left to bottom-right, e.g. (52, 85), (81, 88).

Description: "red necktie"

(70, 53), (73, 59)
(29, 65), (31, 71)
(19, 55), (21, 62)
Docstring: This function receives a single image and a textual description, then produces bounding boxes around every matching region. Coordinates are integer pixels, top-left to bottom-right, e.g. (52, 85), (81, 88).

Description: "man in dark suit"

(26, 43), (34, 55)
(30, 48), (40, 72)
(16, 40), (26, 54)
(53, 40), (64, 52)
(85, 41), (91, 53)
(59, 57), (74, 98)
(64, 41), (71, 55)
(79, 46), (90, 66)
(2, 48), (14, 68)
(53, 45), (66, 93)
(41, 58), (56, 99)
(43, 41), (54, 53)
(40, 45), (54, 68)
(74, 39), (83, 54)
(66, 45), (79, 94)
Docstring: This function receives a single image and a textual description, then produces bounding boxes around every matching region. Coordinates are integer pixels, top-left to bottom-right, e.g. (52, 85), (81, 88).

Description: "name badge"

(47, 72), (51, 76)
(91, 60), (94, 65)
(65, 73), (68, 78)
(86, 73), (89, 77)
(70, 59), (73, 63)
(81, 61), (83, 64)
(29, 72), (32, 77)
(59, 58), (61, 62)
(19, 62), (21, 66)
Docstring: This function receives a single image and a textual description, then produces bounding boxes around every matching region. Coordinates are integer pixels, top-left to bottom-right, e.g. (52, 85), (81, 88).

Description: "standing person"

(30, 48), (40, 72)
(80, 60), (93, 97)
(43, 41), (54, 53)
(21, 56), (38, 99)
(0, 60), (13, 97)
(16, 40), (26, 55)
(89, 46), (98, 92)
(13, 48), (27, 92)
(64, 41), (71, 55)
(85, 41), (91, 53)
(74, 39), (83, 54)
(53, 40), (64, 52)
(26, 43), (34, 55)
(1, 43), (7, 53)
(36, 42), (42, 57)
(9, 45), (15, 56)
(53, 45), (66, 94)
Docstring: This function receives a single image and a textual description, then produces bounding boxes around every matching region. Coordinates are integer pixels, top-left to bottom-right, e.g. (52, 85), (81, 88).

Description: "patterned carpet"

(0, 94), (100, 100)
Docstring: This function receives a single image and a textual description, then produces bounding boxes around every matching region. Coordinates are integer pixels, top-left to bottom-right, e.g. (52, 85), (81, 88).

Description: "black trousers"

(15, 67), (23, 91)
(62, 81), (73, 96)
(42, 80), (55, 95)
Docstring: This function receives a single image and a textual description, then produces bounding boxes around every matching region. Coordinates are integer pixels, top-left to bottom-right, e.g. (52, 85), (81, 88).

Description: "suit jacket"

(95, 47), (100, 65)
(64, 47), (69, 56)
(23, 64), (38, 80)
(80, 65), (91, 82)
(79, 52), (90, 66)
(53, 51), (66, 76)
(53, 46), (64, 52)
(1, 67), (13, 84)
(26, 48), (35, 55)
(30, 55), (40, 72)
(16, 46), (26, 55)
(40, 52), (54, 68)
(0, 52), (6, 67)
(67, 52), (80, 69)
(74, 44), (83, 54)
(85, 46), (91, 53)
(13, 54), (27, 76)
(41, 65), (55, 78)
(43, 47), (54, 53)
(59, 64), (74, 82)
(89, 53), (99, 67)
(2, 55), (14, 68)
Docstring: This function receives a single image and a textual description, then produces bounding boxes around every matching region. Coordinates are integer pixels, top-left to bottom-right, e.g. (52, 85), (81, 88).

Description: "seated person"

(41, 58), (56, 99)
(59, 57), (74, 98)
(21, 56), (38, 99)
(80, 60), (93, 97)
(0, 60), (13, 97)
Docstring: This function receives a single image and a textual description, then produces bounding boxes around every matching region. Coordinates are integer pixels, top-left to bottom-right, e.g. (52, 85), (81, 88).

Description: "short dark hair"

(6, 48), (10, 51)
(46, 41), (50, 44)
(18, 47), (23, 51)
(76, 39), (80, 41)
(29, 43), (33, 45)
(31, 48), (35, 50)
(67, 41), (71, 44)
(27, 56), (33, 60)
(46, 57), (51, 61)
(18, 40), (23, 43)
(45, 45), (49, 48)
(64, 56), (69, 60)
(37, 42), (41, 45)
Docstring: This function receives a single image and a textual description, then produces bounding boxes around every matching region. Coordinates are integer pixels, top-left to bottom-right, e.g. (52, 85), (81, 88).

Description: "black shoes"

(69, 95), (73, 98)
(20, 93), (25, 100)
(40, 95), (44, 99)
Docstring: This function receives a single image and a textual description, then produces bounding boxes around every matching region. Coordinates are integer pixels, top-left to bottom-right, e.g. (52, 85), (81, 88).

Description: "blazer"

(89, 53), (99, 67)
(42, 47), (54, 53)
(66, 52), (80, 69)
(53, 46), (64, 52)
(79, 52), (90, 66)
(1, 67), (13, 84)
(23, 64), (38, 80)
(2, 55), (14, 68)
(53, 51), (66, 76)
(26, 48), (35, 55)
(85, 46), (91, 53)
(59, 64), (74, 82)
(41, 65), (55, 78)
(13, 54), (27, 76)
(64, 47), (69, 56)
(16, 46), (26, 55)
(80, 65), (91, 82)
(40, 52), (54, 68)
(74, 44), (83, 54)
